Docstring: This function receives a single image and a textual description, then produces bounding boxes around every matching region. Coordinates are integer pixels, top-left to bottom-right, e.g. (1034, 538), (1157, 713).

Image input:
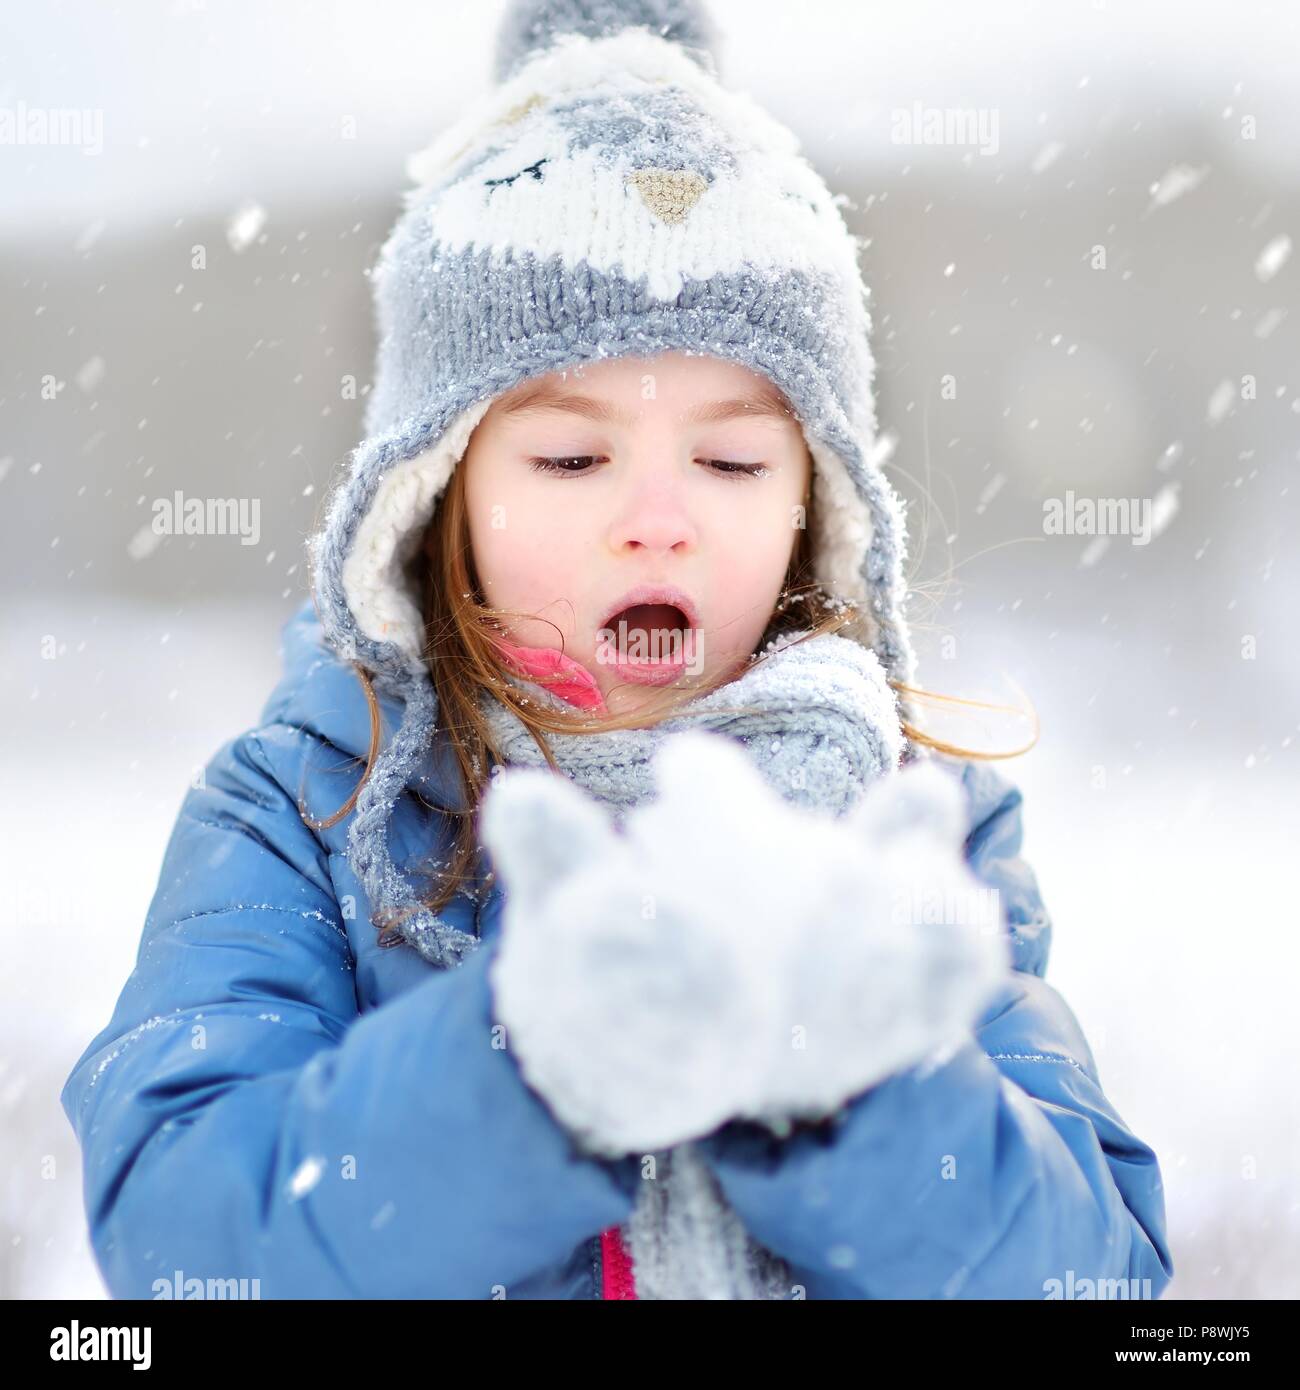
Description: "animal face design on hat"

(401, 30), (855, 303)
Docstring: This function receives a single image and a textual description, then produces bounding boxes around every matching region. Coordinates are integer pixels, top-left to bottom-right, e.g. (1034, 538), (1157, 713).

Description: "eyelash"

(527, 456), (769, 479)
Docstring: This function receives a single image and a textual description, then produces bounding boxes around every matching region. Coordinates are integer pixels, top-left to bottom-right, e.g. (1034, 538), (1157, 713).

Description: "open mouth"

(610, 603), (688, 645)
(598, 602), (699, 680)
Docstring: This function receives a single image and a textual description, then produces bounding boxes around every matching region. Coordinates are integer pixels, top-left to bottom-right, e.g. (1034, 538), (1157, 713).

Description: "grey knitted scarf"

(479, 629), (905, 826)
(477, 629), (907, 1299)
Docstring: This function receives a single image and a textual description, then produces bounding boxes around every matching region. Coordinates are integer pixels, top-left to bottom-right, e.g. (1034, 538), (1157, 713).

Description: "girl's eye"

(703, 460), (769, 479)
(526, 457), (769, 479)
(527, 456), (602, 474)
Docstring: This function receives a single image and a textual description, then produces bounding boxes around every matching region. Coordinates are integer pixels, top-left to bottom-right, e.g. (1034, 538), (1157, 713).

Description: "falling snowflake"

(1030, 140), (1065, 175)
(1146, 164), (1209, 211)
(286, 1155), (326, 1200)
(126, 524), (163, 561)
(1079, 535), (1110, 568)
(1206, 379), (1236, 425)
(1155, 441), (1184, 473)
(227, 202), (267, 253)
(1148, 483), (1181, 540)
(1254, 235), (1291, 283)
(75, 356), (106, 393)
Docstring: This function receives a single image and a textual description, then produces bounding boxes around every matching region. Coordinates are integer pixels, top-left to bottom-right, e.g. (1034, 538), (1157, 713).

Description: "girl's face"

(463, 351), (812, 717)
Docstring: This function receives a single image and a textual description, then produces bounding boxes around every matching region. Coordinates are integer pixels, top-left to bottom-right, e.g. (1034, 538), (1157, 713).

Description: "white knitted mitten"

(480, 730), (1010, 1159)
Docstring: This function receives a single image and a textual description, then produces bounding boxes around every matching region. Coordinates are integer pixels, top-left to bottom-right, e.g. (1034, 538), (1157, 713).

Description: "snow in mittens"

(481, 728), (1011, 1160)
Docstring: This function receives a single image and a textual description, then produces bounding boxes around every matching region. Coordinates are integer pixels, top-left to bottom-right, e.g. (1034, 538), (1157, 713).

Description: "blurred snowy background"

(2, 0), (1297, 1300)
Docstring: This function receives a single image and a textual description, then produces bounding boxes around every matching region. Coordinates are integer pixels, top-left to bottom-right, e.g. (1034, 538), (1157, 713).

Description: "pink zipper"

(600, 1225), (639, 1299)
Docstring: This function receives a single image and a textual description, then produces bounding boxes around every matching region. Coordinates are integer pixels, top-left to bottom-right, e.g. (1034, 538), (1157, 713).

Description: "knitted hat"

(307, 0), (918, 967)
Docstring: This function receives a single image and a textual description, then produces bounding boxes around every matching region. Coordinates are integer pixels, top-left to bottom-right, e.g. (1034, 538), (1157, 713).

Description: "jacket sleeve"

(693, 760), (1175, 1300)
(60, 726), (634, 1299)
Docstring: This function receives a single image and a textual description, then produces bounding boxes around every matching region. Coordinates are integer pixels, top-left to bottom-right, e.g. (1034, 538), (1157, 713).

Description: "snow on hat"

(306, 0), (917, 966)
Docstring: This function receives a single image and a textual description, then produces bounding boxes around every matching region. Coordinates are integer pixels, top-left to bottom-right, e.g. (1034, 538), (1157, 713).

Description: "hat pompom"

(493, 0), (719, 82)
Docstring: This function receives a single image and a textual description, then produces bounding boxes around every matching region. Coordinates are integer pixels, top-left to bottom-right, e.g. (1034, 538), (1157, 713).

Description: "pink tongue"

(615, 604), (683, 641)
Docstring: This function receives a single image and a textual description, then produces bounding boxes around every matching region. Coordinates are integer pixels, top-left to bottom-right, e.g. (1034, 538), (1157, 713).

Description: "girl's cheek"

(500, 530), (578, 605)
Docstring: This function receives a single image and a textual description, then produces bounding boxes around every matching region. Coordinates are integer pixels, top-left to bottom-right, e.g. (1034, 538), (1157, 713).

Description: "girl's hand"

(479, 731), (1010, 1160)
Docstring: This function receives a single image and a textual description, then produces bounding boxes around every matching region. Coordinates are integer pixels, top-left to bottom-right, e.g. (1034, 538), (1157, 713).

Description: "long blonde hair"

(301, 451), (1037, 944)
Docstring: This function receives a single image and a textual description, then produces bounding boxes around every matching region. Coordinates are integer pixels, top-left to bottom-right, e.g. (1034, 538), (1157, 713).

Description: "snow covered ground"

(3, 598), (1295, 1299)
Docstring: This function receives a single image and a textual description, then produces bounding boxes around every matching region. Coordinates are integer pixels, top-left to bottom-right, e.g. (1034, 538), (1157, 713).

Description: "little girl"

(61, 0), (1174, 1300)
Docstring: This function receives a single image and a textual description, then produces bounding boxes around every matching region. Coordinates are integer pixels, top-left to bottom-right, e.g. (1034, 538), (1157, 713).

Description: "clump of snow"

(481, 730), (1009, 1158)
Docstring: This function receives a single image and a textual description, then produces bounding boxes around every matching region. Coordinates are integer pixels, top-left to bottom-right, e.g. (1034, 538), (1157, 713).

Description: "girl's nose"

(606, 478), (699, 557)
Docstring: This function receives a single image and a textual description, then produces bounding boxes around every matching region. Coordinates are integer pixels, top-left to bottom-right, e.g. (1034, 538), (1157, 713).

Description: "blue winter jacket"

(61, 598), (1174, 1299)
